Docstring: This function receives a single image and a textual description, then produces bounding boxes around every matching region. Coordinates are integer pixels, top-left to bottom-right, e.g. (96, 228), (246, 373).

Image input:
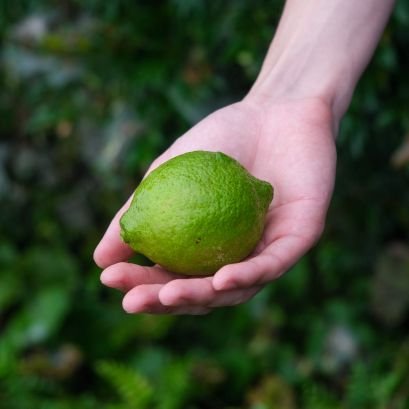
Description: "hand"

(94, 96), (337, 314)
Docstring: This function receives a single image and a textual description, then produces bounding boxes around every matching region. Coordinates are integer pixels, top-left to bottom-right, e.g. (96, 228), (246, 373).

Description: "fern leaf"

(96, 360), (153, 409)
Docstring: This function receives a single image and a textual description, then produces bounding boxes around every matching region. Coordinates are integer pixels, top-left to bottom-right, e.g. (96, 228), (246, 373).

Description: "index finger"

(93, 196), (134, 268)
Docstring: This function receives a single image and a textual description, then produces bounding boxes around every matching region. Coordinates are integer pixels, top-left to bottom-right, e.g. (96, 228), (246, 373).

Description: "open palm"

(94, 97), (337, 314)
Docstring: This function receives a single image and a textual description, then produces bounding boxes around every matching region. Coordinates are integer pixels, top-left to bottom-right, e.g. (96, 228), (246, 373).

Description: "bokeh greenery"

(1, 1), (409, 408)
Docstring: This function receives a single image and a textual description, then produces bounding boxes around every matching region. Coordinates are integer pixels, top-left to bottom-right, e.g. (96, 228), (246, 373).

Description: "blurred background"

(1, 1), (409, 408)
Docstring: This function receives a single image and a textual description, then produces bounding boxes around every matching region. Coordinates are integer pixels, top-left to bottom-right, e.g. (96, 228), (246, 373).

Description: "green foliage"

(95, 357), (193, 409)
(1, 0), (409, 408)
(96, 361), (154, 409)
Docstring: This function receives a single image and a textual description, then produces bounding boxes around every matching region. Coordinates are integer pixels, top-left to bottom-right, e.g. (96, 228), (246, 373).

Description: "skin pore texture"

(94, 0), (396, 315)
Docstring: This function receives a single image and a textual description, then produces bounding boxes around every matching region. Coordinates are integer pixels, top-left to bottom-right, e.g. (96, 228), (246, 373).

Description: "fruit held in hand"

(120, 150), (273, 276)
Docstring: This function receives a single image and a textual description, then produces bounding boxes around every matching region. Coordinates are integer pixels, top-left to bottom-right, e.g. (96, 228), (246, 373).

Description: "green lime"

(120, 151), (273, 276)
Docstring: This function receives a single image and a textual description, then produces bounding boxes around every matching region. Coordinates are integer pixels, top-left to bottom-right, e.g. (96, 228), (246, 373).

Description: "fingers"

(122, 284), (211, 315)
(101, 264), (262, 314)
(123, 284), (170, 313)
(158, 278), (261, 308)
(212, 234), (315, 291)
(100, 262), (177, 292)
(94, 196), (134, 268)
(207, 286), (260, 308)
(158, 277), (215, 305)
(122, 280), (260, 314)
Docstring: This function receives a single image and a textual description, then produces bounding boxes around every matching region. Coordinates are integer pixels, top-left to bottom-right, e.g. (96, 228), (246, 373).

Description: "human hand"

(94, 96), (336, 314)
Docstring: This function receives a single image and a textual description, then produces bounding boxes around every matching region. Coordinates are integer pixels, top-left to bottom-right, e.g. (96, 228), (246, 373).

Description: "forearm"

(249, 0), (395, 122)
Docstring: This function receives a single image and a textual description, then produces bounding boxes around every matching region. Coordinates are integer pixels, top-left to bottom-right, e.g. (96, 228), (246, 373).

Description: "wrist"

(246, 0), (395, 125)
(245, 51), (353, 125)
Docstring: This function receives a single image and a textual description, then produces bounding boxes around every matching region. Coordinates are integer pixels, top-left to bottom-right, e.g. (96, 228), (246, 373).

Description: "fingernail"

(100, 270), (119, 288)
(122, 297), (142, 314)
(100, 270), (110, 283)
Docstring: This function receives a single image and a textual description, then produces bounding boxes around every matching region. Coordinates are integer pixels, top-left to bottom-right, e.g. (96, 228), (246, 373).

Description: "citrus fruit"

(120, 150), (273, 276)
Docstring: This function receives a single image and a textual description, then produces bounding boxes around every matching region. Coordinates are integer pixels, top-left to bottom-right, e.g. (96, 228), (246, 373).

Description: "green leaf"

(96, 361), (154, 409)
(0, 287), (70, 352)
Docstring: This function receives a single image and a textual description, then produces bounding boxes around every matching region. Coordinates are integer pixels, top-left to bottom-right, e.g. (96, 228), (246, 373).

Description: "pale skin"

(94, 0), (396, 314)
